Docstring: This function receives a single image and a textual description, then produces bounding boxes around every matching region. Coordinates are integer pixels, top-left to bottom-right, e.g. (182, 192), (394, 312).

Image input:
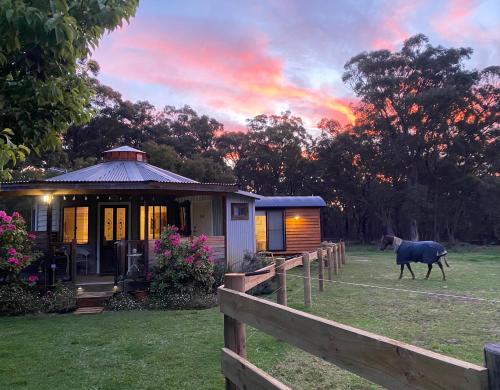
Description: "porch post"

(143, 202), (149, 276)
(222, 195), (228, 271)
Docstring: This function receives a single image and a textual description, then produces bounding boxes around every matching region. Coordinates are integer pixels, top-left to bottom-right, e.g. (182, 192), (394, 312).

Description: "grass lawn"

(1, 245), (499, 389)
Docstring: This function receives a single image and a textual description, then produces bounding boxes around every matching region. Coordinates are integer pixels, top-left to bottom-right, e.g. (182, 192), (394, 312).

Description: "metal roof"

(47, 161), (199, 183)
(255, 196), (326, 208)
(235, 190), (262, 199)
(104, 146), (144, 153)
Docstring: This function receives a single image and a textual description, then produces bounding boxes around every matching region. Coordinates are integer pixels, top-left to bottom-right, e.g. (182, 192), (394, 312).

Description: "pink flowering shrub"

(150, 225), (215, 297)
(0, 211), (40, 284)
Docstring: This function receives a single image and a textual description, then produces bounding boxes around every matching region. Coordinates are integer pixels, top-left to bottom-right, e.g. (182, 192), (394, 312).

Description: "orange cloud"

(93, 24), (355, 129)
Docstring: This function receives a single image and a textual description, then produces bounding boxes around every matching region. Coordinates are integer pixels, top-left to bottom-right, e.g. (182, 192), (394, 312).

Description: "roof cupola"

(102, 146), (147, 162)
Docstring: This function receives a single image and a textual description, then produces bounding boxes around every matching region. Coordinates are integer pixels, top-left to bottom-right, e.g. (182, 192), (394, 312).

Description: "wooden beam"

(485, 343), (500, 390)
(221, 348), (291, 390)
(219, 288), (488, 390)
(283, 255), (302, 271)
(224, 273), (247, 390)
(244, 264), (275, 292)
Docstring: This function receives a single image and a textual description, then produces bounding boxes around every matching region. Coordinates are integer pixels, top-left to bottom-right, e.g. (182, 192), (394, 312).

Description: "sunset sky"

(92, 0), (500, 133)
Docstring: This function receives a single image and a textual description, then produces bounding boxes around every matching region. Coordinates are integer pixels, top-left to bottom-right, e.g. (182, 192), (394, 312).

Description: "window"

(140, 206), (167, 240)
(63, 207), (89, 244)
(231, 203), (249, 220)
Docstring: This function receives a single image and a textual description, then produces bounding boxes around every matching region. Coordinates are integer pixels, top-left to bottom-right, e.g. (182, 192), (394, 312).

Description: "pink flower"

(7, 257), (20, 266)
(3, 215), (12, 223)
(163, 249), (172, 258)
(27, 275), (39, 285)
(183, 256), (194, 264)
(169, 233), (181, 247)
(28, 233), (36, 241)
(6, 224), (16, 231)
(197, 234), (208, 243)
(12, 211), (21, 219)
(7, 248), (17, 255)
(154, 240), (161, 253)
(0, 211), (6, 219)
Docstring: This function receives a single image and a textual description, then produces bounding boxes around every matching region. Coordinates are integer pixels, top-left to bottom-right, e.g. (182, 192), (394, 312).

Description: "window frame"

(231, 203), (249, 221)
(140, 205), (168, 240)
(62, 206), (89, 244)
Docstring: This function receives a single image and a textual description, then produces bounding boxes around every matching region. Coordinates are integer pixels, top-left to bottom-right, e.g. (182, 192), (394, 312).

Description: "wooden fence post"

(224, 273), (247, 390)
(485, 343), (500, 390)
(275, 257), (287, 306)
(317, 249), (324, 292)
(326, 247), (333, 282)
(334, 244), (340, 273)
(302, 253), (312, 308)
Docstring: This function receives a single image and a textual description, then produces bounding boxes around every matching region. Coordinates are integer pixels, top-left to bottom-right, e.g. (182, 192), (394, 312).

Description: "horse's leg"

(425, 264), (432, 279)
(406, 263), (415, 279)
(437, 261), (446, 281)
(398, 264), (404, 279)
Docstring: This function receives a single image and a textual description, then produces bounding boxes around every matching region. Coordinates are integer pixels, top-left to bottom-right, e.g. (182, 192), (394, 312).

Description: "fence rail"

(220, 242), (500, 390)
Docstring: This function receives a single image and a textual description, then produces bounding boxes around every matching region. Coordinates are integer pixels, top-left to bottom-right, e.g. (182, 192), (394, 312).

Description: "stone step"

(74, 307), (105, 315)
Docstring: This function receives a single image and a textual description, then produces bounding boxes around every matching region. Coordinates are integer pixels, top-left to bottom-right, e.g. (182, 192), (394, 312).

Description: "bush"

(106, 293), (145, 311)
(212, 262), (226, 291)
(241, 252), (275, 295)
(40, 285), (77, 313)
(150, 226), (215, 299)
(0, 284), (38, 316)
(0, 210), (40, 284)
(147, 291), (217, 310)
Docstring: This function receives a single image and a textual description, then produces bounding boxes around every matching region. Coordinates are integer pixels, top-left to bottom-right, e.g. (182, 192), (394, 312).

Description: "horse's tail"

(443, 255), (450, 267)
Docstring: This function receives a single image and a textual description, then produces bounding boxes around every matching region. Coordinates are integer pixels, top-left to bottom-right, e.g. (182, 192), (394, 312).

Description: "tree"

(234, 112), (313, 195)
(343, 34), (499, 240)
(0, 0), (138, 176)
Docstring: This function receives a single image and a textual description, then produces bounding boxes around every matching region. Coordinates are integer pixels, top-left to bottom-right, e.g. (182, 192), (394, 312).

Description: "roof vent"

(102, 146), (148, 162)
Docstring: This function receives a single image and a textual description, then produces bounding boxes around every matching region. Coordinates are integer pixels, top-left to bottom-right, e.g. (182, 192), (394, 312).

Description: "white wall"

(225, 194), (256, 271)
(33, 197), (60, 232)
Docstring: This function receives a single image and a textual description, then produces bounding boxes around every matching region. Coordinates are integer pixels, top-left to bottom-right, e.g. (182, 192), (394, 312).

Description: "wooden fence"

(220, 242), (500, 390)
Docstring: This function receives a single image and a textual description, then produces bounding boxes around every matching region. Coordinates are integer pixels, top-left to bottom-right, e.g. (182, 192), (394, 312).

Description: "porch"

(30, 193), (227, 289)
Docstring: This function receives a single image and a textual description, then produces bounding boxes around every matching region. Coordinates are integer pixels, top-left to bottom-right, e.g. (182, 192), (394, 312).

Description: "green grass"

(0, 246), (499, 389)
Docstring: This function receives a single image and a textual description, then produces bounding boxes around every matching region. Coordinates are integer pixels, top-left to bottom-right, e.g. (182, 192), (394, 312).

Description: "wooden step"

(77, 291), (114, 308)
(74, 307), (104, 315)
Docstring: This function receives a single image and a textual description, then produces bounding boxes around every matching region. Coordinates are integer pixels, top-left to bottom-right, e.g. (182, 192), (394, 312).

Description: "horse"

(379, 235), (450, 280)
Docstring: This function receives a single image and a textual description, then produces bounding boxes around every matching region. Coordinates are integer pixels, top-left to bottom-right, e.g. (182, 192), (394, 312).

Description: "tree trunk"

(410, 218), (419, 241)
(433, 189), (439, 241)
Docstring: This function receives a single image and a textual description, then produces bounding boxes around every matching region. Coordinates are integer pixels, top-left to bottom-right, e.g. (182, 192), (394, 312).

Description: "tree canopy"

(0, 0), (138, 176)
(3, 34), (500, 243)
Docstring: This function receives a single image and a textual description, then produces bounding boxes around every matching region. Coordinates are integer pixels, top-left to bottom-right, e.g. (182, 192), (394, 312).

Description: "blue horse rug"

(396, 241), (447, 265)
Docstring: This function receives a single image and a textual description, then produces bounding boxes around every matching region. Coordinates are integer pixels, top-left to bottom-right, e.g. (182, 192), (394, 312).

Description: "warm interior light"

(294, 215), (300, 220)
(42, 194), (52, 204)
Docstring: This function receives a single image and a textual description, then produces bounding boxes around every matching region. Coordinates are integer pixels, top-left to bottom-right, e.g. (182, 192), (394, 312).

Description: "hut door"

(100, 205), (128, 274)
(267, 210), (284, 251)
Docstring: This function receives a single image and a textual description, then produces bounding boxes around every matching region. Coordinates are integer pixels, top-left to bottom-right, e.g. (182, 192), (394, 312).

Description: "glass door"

(267, 210), (284, 251)
(100, 205), (128, 274)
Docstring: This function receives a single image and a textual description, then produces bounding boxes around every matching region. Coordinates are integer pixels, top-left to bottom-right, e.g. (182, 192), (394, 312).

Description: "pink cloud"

(93, 22), (355, 128)
(431, 0), (496, 43)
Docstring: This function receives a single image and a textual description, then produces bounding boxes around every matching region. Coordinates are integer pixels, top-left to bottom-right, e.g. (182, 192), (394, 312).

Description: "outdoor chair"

(76, 247), (90, 275)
